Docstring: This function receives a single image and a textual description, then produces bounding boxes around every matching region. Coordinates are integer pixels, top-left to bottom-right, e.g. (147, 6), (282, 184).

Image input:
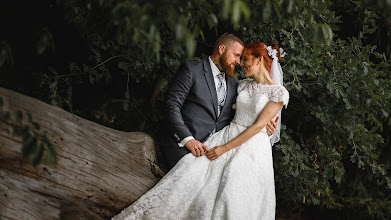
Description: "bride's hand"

(206, 145), (228, 160)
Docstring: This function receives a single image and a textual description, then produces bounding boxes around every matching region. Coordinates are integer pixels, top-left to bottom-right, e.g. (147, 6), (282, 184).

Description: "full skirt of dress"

(112, 121), (276, 220)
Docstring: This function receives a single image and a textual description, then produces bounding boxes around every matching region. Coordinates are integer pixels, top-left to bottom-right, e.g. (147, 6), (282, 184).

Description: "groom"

(156, 33), (276, 170)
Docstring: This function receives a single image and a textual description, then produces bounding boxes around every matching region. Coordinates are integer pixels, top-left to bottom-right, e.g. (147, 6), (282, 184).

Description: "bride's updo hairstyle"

(245, 42), (281, 72)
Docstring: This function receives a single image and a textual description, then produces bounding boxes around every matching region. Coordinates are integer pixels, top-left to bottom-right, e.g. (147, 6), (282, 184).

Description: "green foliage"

(241, 2), (391, 218)
(1, 0), (391, 219)
(60, 0), (250, 59)
(0, 97), (57, 166)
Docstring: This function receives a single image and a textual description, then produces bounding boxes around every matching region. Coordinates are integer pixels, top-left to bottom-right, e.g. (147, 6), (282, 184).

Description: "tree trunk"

(0, 87), (164, 220)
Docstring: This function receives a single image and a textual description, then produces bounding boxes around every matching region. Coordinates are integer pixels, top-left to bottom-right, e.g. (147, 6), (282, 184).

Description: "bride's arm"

(206, 101), (283, 160)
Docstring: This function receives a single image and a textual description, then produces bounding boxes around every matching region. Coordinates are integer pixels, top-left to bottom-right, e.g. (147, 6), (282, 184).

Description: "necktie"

(217, 73), (226, 117)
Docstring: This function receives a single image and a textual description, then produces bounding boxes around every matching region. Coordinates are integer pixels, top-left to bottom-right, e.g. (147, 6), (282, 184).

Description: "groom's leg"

(160, 145), (190, 171)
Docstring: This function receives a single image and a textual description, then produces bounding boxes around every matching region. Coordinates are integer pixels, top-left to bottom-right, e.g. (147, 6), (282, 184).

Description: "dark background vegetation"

(1, 0), (390, 219)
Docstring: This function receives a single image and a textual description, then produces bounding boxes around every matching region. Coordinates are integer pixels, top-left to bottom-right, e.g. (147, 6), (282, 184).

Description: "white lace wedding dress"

(112, 79), (289, 220)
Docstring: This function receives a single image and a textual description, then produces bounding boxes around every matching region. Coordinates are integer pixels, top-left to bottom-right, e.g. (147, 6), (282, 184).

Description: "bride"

(112, 41), (289, 220)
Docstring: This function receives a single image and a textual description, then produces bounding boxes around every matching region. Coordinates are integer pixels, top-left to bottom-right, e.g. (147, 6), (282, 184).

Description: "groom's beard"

(220, 52), (235, 78)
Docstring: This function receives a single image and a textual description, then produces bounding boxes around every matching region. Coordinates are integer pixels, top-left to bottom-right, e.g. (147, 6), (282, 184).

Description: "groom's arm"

(165, 62), (194, 144)
(165, 62), (208, 157)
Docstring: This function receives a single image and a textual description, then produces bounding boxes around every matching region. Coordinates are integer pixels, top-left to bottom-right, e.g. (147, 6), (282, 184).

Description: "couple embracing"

(113, 33), (289, 219)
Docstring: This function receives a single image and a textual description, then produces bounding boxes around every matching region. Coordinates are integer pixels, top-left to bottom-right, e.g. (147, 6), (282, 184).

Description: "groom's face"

(220, 42), (244, 78)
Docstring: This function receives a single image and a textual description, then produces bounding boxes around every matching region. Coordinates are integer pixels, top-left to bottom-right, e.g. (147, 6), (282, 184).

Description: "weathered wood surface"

(0, 87), (164, 219)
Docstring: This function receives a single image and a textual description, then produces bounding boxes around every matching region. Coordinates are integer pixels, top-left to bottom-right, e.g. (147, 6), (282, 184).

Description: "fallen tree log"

(0, 87), (164, 220)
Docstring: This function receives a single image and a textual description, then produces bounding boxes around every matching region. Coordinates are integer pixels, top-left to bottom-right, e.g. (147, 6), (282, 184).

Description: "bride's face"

(240, 49), (260, 78)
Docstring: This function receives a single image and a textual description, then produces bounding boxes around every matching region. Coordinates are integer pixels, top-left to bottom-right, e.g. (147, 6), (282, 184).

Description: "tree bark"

(0, 87), (164, 220)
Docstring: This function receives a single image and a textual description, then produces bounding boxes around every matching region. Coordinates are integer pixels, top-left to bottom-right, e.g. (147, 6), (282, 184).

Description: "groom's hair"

(213, 33), (244, 53)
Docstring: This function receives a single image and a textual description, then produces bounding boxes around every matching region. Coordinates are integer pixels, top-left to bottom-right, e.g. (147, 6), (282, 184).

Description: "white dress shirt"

(178, 57), (227, 147)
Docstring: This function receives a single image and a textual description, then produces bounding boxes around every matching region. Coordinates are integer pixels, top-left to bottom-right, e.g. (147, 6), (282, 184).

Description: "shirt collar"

(208, 56), (225, 78)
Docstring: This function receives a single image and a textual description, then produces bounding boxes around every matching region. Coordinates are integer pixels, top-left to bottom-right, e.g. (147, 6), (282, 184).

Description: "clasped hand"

(205, 145), (227, 161)
(185, 140), (227, 160)
(184, 139), (208, 157)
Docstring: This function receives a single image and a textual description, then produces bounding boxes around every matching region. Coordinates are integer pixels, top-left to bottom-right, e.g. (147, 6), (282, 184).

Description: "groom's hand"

(266, 116), (279, 136)
(185, 139), (208, 157)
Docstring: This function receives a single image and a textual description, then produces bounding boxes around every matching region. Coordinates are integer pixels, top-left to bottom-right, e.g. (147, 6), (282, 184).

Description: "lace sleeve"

(269, 85), (289, 108)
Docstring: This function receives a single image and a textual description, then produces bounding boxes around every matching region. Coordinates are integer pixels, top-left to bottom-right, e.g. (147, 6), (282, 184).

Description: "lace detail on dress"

(269, 85), (289, 108)
(237, 78), (252, 93)
(240, 78), (289, 108)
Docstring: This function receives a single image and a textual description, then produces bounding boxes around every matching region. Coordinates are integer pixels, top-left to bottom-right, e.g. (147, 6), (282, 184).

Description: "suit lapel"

(203, 59), (218, 120)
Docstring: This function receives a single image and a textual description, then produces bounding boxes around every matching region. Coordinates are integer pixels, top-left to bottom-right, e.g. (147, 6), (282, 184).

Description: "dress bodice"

(232, 79), (289, 128)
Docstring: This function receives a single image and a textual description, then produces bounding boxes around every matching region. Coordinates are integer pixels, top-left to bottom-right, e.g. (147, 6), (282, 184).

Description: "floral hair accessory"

(264, 45), (286, 59)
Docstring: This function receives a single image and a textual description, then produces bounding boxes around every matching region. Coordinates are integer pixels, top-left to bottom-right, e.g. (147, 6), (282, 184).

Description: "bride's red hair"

(245, 42), (281, 72)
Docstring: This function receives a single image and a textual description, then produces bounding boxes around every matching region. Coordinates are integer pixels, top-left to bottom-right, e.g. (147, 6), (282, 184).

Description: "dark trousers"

(160, 145), (191, 172)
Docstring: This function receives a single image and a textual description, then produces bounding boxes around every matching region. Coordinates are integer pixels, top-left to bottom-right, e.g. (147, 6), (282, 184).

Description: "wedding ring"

(195, 148), (199, 151)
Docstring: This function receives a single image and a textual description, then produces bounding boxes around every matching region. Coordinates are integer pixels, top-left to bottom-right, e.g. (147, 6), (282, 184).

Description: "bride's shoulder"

(249, 83), (289, 107)
(270, 84), (288, 92)
(267, 84), (289, 107)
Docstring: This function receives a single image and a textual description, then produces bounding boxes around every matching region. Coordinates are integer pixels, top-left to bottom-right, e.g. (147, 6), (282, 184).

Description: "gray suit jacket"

(156, 58), (239, 147)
